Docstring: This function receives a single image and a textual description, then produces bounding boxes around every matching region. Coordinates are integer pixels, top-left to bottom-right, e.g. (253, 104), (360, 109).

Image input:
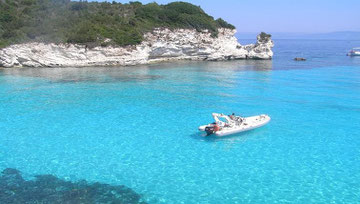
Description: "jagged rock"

(0, 28), (274, 68)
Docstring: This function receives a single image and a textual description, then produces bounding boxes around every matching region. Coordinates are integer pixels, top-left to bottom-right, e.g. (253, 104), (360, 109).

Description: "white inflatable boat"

(199, 113), (270, 137)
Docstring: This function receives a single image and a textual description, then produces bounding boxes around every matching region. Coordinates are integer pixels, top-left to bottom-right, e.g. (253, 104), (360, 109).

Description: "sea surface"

(1, 39), (360, 203)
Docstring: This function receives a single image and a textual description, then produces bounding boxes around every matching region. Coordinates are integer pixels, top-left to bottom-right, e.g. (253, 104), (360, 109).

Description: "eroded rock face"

(0, 29), (274, 68)
(245, 33), (274, 59)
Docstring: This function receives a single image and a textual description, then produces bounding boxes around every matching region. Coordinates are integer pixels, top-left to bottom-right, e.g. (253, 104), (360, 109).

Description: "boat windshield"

(212, 113), (232, 125)
(352, 48), (360, 51)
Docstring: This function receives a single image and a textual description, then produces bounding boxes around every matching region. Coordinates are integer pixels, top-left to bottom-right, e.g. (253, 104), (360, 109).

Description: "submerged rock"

(0, 168), (145, 204)
(0, 29), (274, 68)
(294, 57), (306, 61)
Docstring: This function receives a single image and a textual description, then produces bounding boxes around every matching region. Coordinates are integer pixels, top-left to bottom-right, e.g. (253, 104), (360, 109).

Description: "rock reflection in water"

(0, 60), (272, 82)
(0, 66), (162, 83)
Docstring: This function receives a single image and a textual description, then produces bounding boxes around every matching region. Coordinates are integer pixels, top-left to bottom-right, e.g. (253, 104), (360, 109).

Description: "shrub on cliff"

(216, 18), (236, 29)
(0, 0), (236, 48)
(259, 32), (272, 39)
(258, 32), (272, 43)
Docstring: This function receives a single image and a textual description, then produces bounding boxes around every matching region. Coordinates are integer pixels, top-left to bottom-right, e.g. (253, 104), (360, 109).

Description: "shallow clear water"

(1, 40), (360, 203)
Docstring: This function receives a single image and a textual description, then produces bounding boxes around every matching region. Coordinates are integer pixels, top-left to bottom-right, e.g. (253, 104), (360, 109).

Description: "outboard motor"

(204, 124), (220, 136)
(205, 126), (215, 136)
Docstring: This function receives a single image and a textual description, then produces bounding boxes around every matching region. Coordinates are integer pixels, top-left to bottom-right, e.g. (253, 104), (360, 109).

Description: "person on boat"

(230, 113), (244, 125)
(229, 113), (236, 120)
(214, 123), (220, 132)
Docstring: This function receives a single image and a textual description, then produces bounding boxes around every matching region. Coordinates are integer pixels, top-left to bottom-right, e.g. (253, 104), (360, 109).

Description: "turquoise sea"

(1, 39), (360, 203)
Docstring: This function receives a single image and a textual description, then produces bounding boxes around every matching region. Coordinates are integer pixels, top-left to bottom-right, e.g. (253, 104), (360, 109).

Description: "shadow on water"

(190, 128), (268, 144)
(0, 168), (146, 204)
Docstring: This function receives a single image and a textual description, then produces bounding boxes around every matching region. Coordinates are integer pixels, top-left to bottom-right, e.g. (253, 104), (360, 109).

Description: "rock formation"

(0, 29), (274, 68)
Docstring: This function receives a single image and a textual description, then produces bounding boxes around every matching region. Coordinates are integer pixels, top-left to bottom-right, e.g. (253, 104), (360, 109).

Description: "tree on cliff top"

(0, 0), (236, 48)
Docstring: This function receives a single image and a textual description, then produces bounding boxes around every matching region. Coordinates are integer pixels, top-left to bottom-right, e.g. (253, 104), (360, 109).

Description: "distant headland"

(0, 1), (273, 68)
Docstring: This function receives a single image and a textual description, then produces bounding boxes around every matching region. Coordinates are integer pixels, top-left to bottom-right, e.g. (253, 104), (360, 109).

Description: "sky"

(90, 0), (360, 33)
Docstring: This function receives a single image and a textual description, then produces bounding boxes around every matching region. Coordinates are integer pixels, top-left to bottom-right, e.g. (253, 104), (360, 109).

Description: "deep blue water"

(1, 40), (360, 203)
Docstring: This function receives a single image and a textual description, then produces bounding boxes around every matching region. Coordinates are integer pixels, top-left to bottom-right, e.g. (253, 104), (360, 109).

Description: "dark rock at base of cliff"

(0, 168), (146, 204)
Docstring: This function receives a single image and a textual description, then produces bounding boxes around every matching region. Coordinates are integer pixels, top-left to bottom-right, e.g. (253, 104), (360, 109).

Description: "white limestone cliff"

(0, 28), (274, 68)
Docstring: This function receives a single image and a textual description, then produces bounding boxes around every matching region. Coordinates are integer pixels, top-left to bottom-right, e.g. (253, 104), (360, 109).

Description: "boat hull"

(199, 114), (271, 137)
(348, 51), (360, 56)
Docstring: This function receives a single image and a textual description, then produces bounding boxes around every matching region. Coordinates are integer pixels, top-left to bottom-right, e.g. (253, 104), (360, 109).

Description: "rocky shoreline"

(0, 28), (273, 68)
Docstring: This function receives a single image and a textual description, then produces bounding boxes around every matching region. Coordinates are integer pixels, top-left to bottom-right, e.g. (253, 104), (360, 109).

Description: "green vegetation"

(259, 32), (271, 39)
(259, 32), (272, 41)
(0, 0), (235, 48)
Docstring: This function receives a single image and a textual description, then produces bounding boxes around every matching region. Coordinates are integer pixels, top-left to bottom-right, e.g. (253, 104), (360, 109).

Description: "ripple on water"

(0, 44), (360, 203)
